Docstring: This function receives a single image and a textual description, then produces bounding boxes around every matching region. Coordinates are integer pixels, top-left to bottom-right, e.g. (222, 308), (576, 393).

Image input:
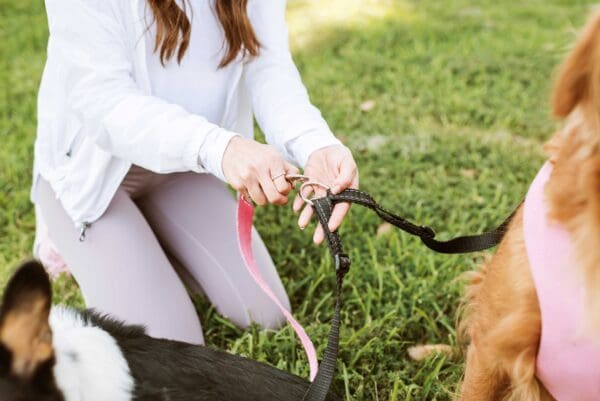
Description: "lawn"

(0, 0), (594, 400)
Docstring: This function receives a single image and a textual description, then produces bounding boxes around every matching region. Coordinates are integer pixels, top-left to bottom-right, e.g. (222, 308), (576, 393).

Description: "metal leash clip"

(284, 174), (310, 185)
(285, 174), (331, 206)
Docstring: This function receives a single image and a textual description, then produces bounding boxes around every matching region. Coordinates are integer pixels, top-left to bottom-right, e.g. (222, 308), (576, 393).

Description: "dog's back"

(89, 311), (341, 401)
(0, 261), (341, 401)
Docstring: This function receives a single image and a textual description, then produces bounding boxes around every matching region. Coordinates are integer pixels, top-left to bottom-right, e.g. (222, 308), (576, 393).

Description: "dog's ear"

(553, 12), (600, 124)
(0, 261), (53, 379)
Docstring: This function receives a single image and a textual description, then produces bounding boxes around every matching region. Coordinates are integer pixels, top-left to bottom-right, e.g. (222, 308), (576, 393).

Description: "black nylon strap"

(302, 188), (515, 400)
(329, 189), (514, 254)
(302, 197), (350, 401)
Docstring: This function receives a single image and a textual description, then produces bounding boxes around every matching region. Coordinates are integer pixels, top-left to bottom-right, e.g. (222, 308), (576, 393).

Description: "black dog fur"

(0, 261), (341, 401)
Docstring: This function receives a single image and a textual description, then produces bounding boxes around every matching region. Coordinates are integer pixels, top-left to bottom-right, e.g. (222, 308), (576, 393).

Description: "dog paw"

(407, 344), (453, 361)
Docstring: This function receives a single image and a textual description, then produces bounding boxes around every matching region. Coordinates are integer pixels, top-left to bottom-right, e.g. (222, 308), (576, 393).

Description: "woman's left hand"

(293, 145), (359, 244)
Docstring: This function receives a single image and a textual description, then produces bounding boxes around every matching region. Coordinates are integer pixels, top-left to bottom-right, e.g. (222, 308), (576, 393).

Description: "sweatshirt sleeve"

(45, 0), (237, 180)
(244, 0), (342, 167)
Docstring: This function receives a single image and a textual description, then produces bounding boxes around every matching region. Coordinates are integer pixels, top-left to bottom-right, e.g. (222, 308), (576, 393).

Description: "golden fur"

(411, 11), (600, 401)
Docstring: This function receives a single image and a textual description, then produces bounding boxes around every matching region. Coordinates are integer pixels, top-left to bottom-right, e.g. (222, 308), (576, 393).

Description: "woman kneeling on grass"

(32, 0), (358, 344)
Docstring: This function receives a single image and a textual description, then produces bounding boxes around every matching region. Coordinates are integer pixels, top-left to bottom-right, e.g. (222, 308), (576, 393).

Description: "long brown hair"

(146, 0), (260, 68)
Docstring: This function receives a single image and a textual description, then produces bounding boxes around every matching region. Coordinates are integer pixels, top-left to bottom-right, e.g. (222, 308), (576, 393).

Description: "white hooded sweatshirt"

(33, 0), (341, 230)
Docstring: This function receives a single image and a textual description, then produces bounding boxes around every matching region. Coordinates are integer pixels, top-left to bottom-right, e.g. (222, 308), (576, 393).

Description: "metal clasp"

(284, 174), (310, 185)
(285, 174), (331, 206)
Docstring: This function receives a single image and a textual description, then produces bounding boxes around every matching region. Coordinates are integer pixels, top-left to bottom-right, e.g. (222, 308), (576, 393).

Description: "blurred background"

(0, 1), (595, 399)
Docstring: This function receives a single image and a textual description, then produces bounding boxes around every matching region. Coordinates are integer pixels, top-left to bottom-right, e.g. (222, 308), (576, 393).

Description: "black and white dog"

(0, 261), (341, 401)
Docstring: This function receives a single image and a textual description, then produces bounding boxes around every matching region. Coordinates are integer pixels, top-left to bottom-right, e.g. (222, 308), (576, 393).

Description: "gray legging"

(36, 166), (290, 344)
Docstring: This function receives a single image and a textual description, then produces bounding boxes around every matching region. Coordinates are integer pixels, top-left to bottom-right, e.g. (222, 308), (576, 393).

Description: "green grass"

(0, 1), (594, 399)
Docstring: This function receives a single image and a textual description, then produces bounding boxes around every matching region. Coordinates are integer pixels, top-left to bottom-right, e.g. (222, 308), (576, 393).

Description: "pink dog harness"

(524, 162), (600, 401)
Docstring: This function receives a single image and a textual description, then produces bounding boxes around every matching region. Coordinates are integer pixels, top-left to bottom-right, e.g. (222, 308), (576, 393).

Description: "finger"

(300, 179), (335, 226)
(293, 179), (315, 213)
(313, 223), (325, 244)
(272, 174), (293, 196)
(293, 192), (304, 214)
(313, 202), (349, 244)
(327, 202), (351, 232)
(298, 202), (313, 229)
(304, 182), (331, 242)
(295, 182), (314, 211)
(239, 188), (252, 204)
(332, 157), (358, 194)
(247, 182), (268, 206)
(259, 172), (288, 205)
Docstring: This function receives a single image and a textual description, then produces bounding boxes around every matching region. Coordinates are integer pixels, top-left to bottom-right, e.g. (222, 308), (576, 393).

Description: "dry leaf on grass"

(377, 222), (393, 237)
(359, 100), (376, 112)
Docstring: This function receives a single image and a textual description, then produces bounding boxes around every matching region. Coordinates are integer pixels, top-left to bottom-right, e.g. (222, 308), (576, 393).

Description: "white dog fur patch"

(50, 307), (134, 401)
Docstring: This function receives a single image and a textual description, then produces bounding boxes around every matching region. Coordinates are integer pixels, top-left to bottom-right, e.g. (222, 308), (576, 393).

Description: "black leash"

(301, 195), (350, 401)
(328, 189), (515, 254)
(302, 188), (516, 401)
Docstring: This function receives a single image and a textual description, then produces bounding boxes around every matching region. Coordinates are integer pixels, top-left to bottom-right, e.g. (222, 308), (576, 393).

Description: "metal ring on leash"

(299, 181), (331, 206)
(284, 174), (331, 205)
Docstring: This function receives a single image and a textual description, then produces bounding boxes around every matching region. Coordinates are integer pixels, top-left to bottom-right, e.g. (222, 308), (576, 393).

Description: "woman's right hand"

(222, 136), (299, 205)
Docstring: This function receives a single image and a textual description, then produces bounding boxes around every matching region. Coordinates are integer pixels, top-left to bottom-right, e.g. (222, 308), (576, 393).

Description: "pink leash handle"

(236, 195), (318, 381)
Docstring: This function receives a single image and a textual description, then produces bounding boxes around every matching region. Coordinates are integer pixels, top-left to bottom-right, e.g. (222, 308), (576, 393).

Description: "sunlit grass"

(0, 1), (596, 400)
(287, 0), (416, 49)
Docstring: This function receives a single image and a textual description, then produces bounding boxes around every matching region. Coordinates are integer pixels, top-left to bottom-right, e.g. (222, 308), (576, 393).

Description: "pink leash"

(236, 195), (318, 381)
